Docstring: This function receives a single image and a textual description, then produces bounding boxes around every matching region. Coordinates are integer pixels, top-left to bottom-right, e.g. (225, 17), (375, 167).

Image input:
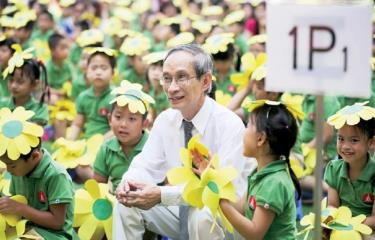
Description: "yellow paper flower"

(76, 29), (104, 48)
(160, 16), (184, 26)
(3, 45), (34, 78)
(120, 35), (151, 56)
(110, 80), (155, 114)
(103, 17), (123, 36)
(73, 179), (115, 240)
(248, 34), (267, 46)
(13, 10), (36, 29)
(327, 102), (375, 129)
(112, 7), (136, 22)
(131, 0), (151, 14)
(60, 0), (76, 7)
(52, 134), (104, 168)
(0, 35), (6, 42)
(202, 6), (223, 16)
(166, 32), (195, 48)
(202, 33), (235, 55)
(0, 16), (14, 28)
(0, 195), (27, 239)
(215, 90), (232, 107)
(280, 93), (304, 120)
(223, 10), (245, 26)
(0, 107), (43, 160)
(142, 51), (167, 65)
(301, 143), (316, 176)
(49, 99), (76, 122)
(87, 47), (117, 57)
(246, 100), (305, 121)
(289, 157), (305, 179)
(31, 39), (50, 62)
(192, 20), (212, 34)
(251, 65), (266, 81)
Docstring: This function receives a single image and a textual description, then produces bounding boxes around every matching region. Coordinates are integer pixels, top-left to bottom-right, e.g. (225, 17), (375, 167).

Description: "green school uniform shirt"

(235, 34), (248, 56)
(298, 95), (341, 160)
(149, 87), (169, 116)
(245, 160), (297, 240)
(0, 97), (48, 126)
(75, 86), (113, 139)
(213, 68), (238, 96)
(93, 132), (148, 192)
(9, 149), (75, 240)
(117, 53), (128, 78)
(324, 158), (375, 217)
(0, 71), (10, 101)
(124, 68), (146, 86)
(69, 44), (81, 66)
(71, 71), (87, 100)
(46, 59), (73, 90)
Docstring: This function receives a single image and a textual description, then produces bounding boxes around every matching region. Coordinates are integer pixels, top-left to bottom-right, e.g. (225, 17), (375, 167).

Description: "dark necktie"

(179, 120), (194, 239)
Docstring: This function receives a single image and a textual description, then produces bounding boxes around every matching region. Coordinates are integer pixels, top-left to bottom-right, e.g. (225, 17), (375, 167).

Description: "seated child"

(194, 100), (302, 239)
(0, 36), (16, 101)
(69, 47), (117, 140)
(93, 80), (155, 193)
(0, 45), (49, 126)
(0, 107), (74, 240)
(325, 102), (375, 230)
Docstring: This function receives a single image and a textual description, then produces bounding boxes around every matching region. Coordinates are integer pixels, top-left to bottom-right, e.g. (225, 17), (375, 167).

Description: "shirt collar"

(87, 86), (112, 97)
(107, 131), (148, 153)
(250, 159), (288, 181)
(28, 149), (52, 179)
(177, 96), (213, 135)
(340, 157), (375, 182)
(8, 97), (36, 109)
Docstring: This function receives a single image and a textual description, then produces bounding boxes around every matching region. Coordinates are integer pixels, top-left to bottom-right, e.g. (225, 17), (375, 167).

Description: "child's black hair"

(252, 104), (302, 199)
(48, 32), (65, 50)
(19, 139), (42, 161)
(87, 52), (116, 70)
(21, 20), (35, 32)
(0, 37), (17, 53)
(353, 118), (375, 139)
(9, 59), (50, 106)
(75, 20), (90, 31)
(212, 43), (235, 61)
(39, 9), (54, 22)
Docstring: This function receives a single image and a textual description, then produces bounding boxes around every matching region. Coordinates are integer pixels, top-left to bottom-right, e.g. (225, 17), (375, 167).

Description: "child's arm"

(68, 113), (85, 140)
(0, 197), (67, 230)
(220, 199), (275, 240)
(93, 172), (108, 184)
(327, 185), (340, 208)
(364, 201), (375, 230)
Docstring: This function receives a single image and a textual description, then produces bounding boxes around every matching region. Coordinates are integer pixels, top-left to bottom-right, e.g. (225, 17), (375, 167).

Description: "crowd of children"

(0, 0), (375, 239)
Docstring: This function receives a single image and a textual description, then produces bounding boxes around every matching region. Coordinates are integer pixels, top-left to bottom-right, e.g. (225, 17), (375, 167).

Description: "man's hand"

(116, 180), (161, 210)
(0, 197), (23, 215)
(191, 149), (210, 176)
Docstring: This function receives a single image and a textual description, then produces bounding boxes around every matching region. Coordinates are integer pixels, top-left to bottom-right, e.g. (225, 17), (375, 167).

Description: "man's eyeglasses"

(160, 74), (197, 87)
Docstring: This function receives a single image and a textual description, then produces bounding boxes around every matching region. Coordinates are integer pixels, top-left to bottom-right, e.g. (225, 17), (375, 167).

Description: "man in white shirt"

(114, 44), (255, 239)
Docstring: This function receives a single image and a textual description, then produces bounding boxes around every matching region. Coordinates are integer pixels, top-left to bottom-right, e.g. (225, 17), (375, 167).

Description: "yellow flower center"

(92, 198), (112, 221)
(3, 120), (23, 138)
(341, 105), (363, 115)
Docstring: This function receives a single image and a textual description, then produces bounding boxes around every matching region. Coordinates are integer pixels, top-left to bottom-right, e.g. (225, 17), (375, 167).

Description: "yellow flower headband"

(142, 51), (168, 65)
(60, 0), (76, 7)
(110, 80), (155, 114)
(202, 33), (235, 55)
(86, 47), (117, 57)
(248, 34), (267, 46)
(0, 107), (44, 160)
(223, 10), (245, 26)
(113, 7), (136, 22)
(201, 6), (224, 16)
(166, 32), (195, 48)
(76, 29), (104, 48)
(13, 10), (37, 29)
(120, 34), (151, 56)
(246, 100), (305, 120)
(251, 64), (267, 81)
(3, 44), (34, 78)
(192, 20), (212, 34)
(327, 102), (375, 129)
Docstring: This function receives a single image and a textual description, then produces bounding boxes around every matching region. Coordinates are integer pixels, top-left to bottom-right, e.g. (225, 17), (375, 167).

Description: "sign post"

(267, 0), (372, 239)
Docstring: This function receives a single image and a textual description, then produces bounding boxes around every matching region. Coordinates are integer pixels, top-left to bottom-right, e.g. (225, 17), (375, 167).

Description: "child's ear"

(30, 149), (42, 161)
(142, 118), (150, 129)
(369, 136), (375, 152)
(257, 131), (267, 147)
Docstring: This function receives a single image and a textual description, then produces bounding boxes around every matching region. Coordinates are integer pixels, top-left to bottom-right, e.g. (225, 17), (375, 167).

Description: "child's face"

(0, 151), (39, 176)
(14, 28), (31, 42)
(0, 46), (12, 67)
(109, 105), (145, 147)
(249, 43), (266, 56)
(86, 54), (113, 90)
(129, 55), (147, 75)
(148, 64), (163, 88)
(8, 68), (35, 100)
(243, 115), (259, 157)
(52, 39), (70, 61)
(37, 14), (53, 32)
(214, 59), (233, 74)
(337, 124), (374, 165)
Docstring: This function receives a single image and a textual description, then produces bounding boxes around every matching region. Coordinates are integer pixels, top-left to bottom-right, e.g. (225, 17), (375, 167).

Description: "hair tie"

(285, 125), (289, 129)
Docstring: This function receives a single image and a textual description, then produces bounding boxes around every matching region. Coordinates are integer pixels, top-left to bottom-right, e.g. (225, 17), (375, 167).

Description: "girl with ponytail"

(193, 100), (303, 240)
(0, 45), (50, 126)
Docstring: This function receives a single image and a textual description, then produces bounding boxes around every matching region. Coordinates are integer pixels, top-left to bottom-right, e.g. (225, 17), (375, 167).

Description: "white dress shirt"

(122, 96), (256, 205)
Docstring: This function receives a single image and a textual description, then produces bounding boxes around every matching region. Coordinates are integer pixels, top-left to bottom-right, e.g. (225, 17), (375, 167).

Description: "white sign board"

(266, 1), (372, 98)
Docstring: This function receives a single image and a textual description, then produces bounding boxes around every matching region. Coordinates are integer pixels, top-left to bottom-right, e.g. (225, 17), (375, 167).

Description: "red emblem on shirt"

(38, 191), (47, 203)
(227, 84), (236, 93)
(362, 193), (374, 204)
(248, 195), (257, 210)
(309, 112), (314, 121)
(99, 107), (108, 116)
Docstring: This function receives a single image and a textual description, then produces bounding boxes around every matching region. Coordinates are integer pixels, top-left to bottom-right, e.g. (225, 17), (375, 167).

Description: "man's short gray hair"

(163, 44), (213, 79)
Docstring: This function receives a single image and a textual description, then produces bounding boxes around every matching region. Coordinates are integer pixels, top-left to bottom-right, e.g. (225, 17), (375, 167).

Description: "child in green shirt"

(325, 103), (375, 230)
(0, 45), (49, 126)
(69, 47), (116, 140)
(46, 33), (73, 103)
(93, 80), (155, 193)
(0, 36), (16, 102)
(0, 107), (74, 240)
(193, 100), (302, 240)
